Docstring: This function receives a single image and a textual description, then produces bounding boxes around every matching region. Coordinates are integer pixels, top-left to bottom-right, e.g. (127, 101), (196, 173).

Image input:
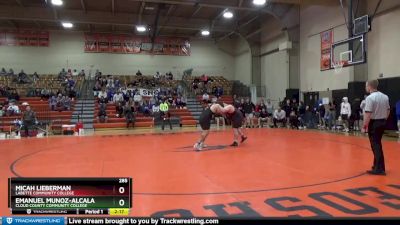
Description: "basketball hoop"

(332, 61), (346, 74)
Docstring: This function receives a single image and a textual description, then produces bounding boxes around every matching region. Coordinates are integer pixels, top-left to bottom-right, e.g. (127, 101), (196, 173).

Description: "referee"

(363, 80), (390, 176)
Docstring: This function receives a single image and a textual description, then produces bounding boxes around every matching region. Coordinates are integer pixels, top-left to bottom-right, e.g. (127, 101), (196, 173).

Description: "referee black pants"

(368, 119), (386, 172)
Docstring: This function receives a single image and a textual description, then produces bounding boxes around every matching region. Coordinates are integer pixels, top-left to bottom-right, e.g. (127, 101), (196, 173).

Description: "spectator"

(95, 69), (102, 77)
(0, 105), (5, 117)
(7, 68), (15, 76)
(136, 70), (142, 76)
(273, 106), (286, 128)
(78, 69), (85, 77)
(243, 98), (256, 128)
(98, 89), (108, 100)
(124, 102), (135, 128)
(112, 91), (124, 104)
(340, 97), (351, 132)
(98, 96), (108, 105)
(317, 103), (326, 129)
(160, 100), (172, 130)
(115, 102), (124, 118)
(49, 95), (57, 111)
(97, 104), (108, 123)
(324, 106), (334, 130)
(8, 89), (20, 101)
(266, 99), (274, 116)
(63, 96), (71, 111)
(0, 68), (6, 76)
(154, 71), (160, 80)
(17, 70), (29, 84)
(6, 101), (20, 116)
(106, 76), (115, 89)
(58, 68), (67, 80)
(351, 98), (361, 131)
(21, 105), (37, 137)
(32, 72), (39, 83)
(298, 101), (306, 129)
(152, 101), (160, 118)
(216, 86), (223, 98)
(202, 92), (210, 103)
(56, 94), (64, 112)
(289, 110), (299, 129)
(41, 89), (50, 100)
(282, 99), (292, 125)
(133, 92), (142, 105)
(258, 108), (269, 128)
(329, 101), (337, 129)
(72, 69), (79, 76)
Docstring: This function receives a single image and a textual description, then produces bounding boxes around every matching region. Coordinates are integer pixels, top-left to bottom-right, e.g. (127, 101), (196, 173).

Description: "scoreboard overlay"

(8, 178), (132, 215)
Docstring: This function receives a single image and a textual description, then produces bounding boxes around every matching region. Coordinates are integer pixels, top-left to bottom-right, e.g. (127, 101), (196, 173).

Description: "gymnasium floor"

(1, 128), (400, 217)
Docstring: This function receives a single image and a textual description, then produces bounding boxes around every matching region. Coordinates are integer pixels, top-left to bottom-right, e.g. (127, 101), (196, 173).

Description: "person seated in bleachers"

(289, 110), (299, 129)
(48, 95), (57, 111)
(0, 105), (5, 117)
(21, 105), (37, 137)
(32, 72), (39, 84)
(216, 86), (224, 99)
(16, 70), (29, 84)
(7, 89), (19, 102)
(114, 78), (121, 89)
(136, 70), (142, 76)
(78, 69), (85, 77)
(154, 71), (160, 80)
(63, 96), (72, 111)
(167, 72), (173, 80)
(6, 101), (20, 116)
(202, 92), (210, 103)
(0, 68), (7, 76)
(67, 69), (72, 77)
(95, 69), (102, 77)
(142, 100), (152, 117)
(97, 103), (108, 123)
(175, 95), (186, 109)
(258, 108), (269, 128)
(106, 76), (114, 89)
(152, 101), (160, 118)
(93, 81), (102, 97)
(72, 69), (79, 76)
(124, 102), (135, 128)
(58, 68), (67, 80)
(55, 94), (64, 112)
(112, 91), (124, 104)
(67, 77), (75, 89)
(115, 101), (124, 118)
(98, 89), (108, 100)
(7, 68), (15, 76)
(273, 106), (286, 128)
(133, 91), (142, 106)
(98, 96), (108, 105)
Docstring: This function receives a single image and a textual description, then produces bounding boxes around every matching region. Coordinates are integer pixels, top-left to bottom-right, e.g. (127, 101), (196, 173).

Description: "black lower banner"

(65, 217), (400, 225)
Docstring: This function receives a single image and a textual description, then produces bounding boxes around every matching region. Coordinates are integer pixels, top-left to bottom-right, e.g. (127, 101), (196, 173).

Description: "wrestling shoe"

(241, 136), (248, 143)
(194, 143), (203, 151)
(230, 142), (239, 147)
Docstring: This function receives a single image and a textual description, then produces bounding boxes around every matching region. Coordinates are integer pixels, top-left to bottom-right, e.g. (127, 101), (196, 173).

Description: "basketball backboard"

(331, 35), (366, 68)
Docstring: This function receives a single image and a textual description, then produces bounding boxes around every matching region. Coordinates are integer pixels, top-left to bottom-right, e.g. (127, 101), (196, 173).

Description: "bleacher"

(0, 97), (75, 134)
(184, 76), (233, 96)
(0, 74), (81, 135)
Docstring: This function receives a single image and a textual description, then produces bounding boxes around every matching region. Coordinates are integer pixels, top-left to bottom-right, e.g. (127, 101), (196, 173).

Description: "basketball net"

(332, 61), (345, 74)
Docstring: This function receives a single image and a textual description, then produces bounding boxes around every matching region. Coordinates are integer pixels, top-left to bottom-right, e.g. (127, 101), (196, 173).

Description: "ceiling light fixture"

(201, 30), (210, 36)
(51, 0), (63, 6)
(62, 22), (73, 28)
(223, 10), (234, 19)
(136, 25), (147, 32)
(253, 0), (266, 6)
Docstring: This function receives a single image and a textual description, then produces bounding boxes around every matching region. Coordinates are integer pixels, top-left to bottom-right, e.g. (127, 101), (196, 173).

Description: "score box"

(8, 178), (132, 215)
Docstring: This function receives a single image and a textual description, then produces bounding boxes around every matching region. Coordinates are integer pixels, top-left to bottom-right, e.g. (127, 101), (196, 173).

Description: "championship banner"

(0, 30), (49, 47)
(320, 29), (333, 71)
(84, 33), (190, 56)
